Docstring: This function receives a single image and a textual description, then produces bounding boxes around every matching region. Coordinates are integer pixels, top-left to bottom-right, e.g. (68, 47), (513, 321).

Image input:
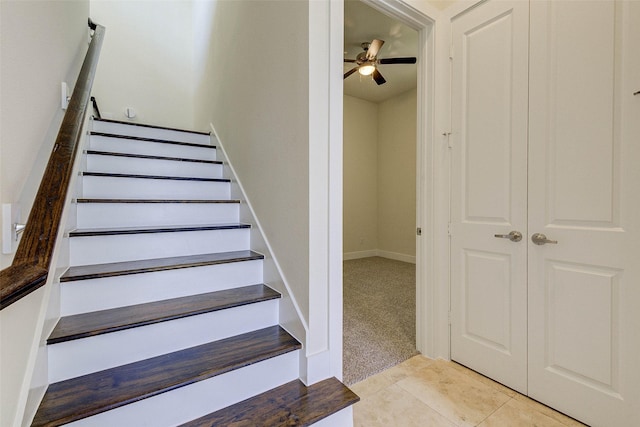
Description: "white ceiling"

(343, 1), (418, 103)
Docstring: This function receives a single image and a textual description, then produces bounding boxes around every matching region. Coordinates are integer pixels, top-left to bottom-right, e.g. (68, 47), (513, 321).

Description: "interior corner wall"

(191, 0), (311, 323)
(378, 89), (417, 259)
(0, 1), (90, 424)
(343, 95), (379, 255)
(89, 0), (196, 130)
(343, 89), (417, 262)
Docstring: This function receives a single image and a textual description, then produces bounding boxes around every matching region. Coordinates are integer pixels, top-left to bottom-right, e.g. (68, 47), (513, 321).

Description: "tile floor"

(350, 356), (587, 427)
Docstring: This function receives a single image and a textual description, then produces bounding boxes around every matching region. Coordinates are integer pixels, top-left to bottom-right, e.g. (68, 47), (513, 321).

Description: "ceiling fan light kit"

(358, 62), (376, 76)
(343, 38), (417, 85)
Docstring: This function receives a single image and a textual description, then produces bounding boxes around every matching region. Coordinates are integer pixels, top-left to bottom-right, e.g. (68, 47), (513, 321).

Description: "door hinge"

(449, 44), (454, 60)
(447, 222), (452, 236)
(442, 131), (452, 148)
(417, 227), (422, 236)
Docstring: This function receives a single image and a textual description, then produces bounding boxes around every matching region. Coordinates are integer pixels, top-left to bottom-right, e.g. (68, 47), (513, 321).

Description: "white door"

(451, 0), (640, 425)
(527, 1), (640, 425)
(449, 0), (530, 394)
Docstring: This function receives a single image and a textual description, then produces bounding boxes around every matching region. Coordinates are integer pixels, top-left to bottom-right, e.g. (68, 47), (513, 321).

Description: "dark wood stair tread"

(85, 149), (222, 164)
(180, 377), (359, 427)
(93, 117), (210, 136)
(76, 198), (240, 204)
(82, 171), (229, 182)
(32, 326), (301, 427)
(61, 250), (264, 282)
(91, 131), (214, 149)
(69, 223), (250, 237)
(48, 284), (280, 344)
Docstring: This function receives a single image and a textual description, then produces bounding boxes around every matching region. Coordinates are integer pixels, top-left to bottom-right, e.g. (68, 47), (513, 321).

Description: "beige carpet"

(343, 256), (418, 385)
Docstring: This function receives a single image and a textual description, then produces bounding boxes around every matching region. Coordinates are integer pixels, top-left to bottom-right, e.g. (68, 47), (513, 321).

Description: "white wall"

(378, 89), (417, 259)
(0, 0), (89, 268)
(426, 0), (458, 11)
(343, 89), (417, 262)
(0, 2), (90, 424)
(343, 95), (379, 255)
(192, 1), (310, 323)
(89, 0), (196, 129)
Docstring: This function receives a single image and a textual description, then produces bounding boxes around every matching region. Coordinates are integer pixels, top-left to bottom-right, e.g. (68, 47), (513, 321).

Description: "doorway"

(341, 0), (435, 384)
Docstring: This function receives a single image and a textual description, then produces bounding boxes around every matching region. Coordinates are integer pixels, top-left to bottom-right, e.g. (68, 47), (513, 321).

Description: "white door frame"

(351, 0), (446, 359)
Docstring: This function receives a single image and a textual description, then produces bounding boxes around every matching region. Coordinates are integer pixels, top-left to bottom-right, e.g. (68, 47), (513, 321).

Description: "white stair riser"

(81, 176), (230, 200)
(86, 154), (222, 179)
(60, 260), (264, 316)
(92, 121), (212, 145)
(65, 350), (299, 427)
(69, 228), (250, 266)
(76, 202), (239, 228)
(49, 300), (279, 382)
(89, 135), (216, 161)
(313, 407), (355, 427)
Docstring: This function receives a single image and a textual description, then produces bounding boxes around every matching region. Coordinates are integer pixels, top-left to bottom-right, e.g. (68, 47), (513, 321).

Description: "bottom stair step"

(180, 377), (360, 427)
(32, 326), (301, 427)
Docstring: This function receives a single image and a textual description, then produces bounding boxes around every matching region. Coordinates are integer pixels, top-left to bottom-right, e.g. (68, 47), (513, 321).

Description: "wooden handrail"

(0, 20), (105, 310)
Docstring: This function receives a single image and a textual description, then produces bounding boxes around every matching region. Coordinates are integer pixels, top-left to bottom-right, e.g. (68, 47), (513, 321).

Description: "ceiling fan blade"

(378, 57), (417, 64)
(366, 39), (385, 60)
(344, 67), (359, 79)
(372, 69), (386, 85)
(344, 59), (357, 63)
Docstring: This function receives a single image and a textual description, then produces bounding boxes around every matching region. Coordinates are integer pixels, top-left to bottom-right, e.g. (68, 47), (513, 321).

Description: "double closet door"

(449, 1), (640, 426)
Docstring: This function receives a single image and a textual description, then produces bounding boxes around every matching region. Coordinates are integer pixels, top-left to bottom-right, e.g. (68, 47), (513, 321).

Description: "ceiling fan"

(343, 39), (417, 85)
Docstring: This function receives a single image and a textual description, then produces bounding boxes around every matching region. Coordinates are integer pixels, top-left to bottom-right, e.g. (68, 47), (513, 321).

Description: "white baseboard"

(343, 249), (416, 264)
(376, 250), (416, 264)
(342, 250), (377, 261)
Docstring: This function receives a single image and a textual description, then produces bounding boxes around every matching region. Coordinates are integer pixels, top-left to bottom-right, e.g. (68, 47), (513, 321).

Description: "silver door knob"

(531, 233), (558, 245)
(494, 231), (523, 242)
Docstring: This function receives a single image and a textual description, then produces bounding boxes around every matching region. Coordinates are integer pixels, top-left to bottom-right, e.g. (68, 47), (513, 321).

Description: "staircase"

(31, 118), (358, 426)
